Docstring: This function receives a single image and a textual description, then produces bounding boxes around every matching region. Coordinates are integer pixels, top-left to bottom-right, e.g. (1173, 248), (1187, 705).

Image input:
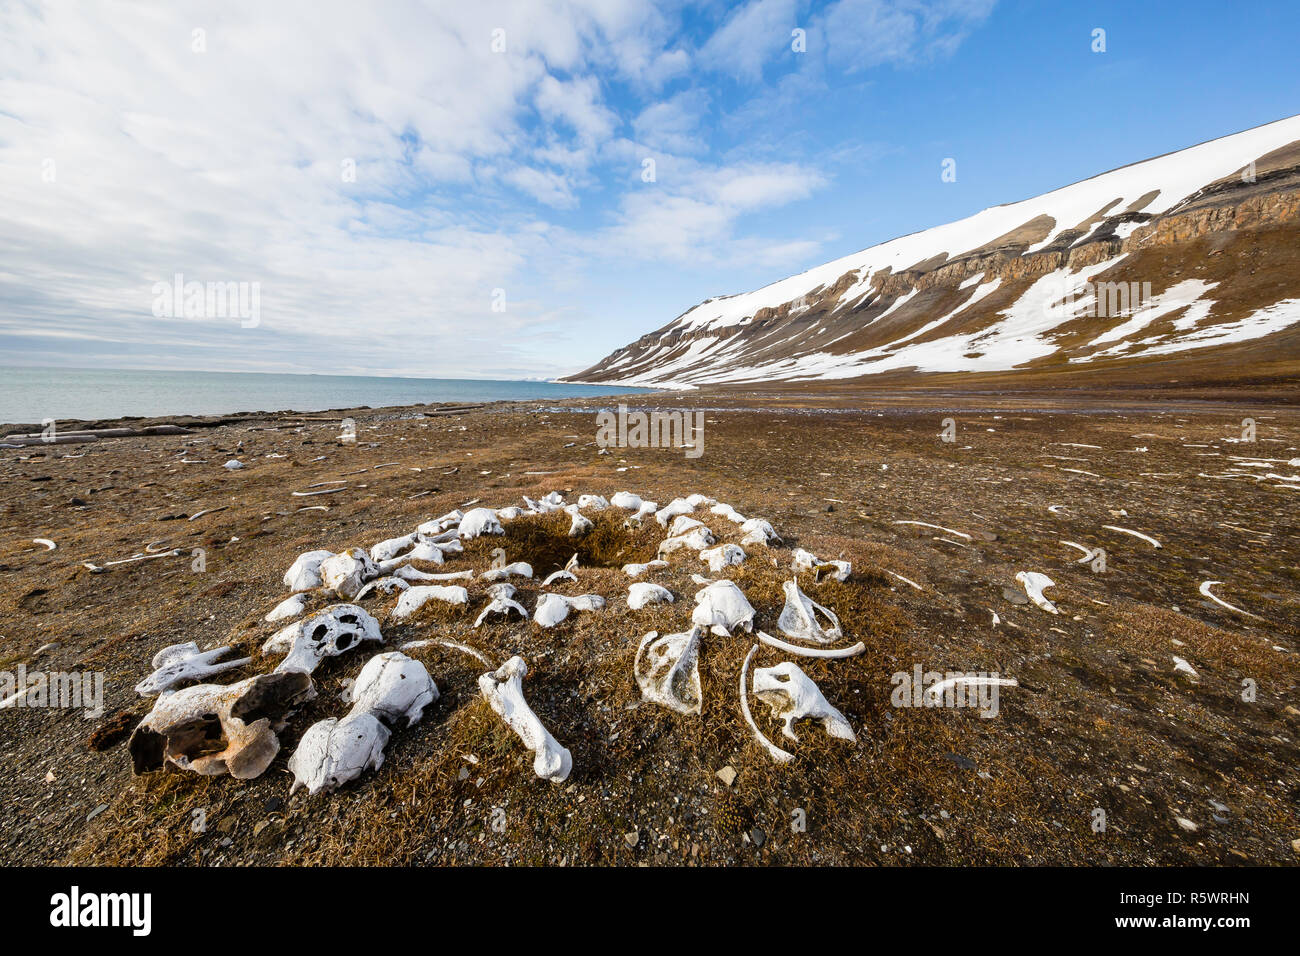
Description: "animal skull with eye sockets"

(129, 670), (314, 779)
(752, 661), (856, 745)
(264, 604), (384, 676)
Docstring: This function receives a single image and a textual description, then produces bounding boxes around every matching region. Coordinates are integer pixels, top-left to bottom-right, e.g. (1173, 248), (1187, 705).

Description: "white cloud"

(699, 0), (800, 81)
(819, 0), (997, 72)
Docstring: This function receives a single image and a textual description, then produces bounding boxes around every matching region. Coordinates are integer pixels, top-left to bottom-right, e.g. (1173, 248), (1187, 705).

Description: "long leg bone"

(478, 656), (572, 782)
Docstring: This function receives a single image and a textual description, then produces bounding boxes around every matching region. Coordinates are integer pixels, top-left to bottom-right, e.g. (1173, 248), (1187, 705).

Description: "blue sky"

(1, 0), (1297, 379)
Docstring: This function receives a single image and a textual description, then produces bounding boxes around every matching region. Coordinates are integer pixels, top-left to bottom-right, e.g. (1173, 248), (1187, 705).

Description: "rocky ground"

(1, 390), (1297, 866)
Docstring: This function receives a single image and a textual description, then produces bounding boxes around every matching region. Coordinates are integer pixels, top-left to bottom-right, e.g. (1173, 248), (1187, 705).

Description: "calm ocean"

(0, 366), (651, 425)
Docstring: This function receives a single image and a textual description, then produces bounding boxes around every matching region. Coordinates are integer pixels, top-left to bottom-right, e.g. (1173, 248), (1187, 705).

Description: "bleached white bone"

(1015, 571), (1059, 614)
(319, 548), (378, 600)
(1198, 580), (1263, 619)
(480, 561), (533, 582)
(391, 585), (469, 620)
(709, 502), (745, 523)
(353, 576), (411, 600)
(700, 543), (746, 573)
(289, 652), (439, 795)
(474, 588), (528, 627)
(369, 533), (418, 563)
(417, 510), (463, 535)
(923, 675), (1018, 707)
(1172, 655), (1199, 678)
(129, 671), (313, 779)
(634, 627), (702, 715)
(623, 559), (668, 577)
(757, 630), (865, 658)
(578, 494), (610, 511)
(135, 643), (252, 696)
(32, 538), (56, 551)
(265, 593), (309, 622)
(284, 550), (335, 591)
(628, 582), (674, 610)
(1103, 525), (1161, 548)
(655, 497), (697, 526)
(610, 491), (643, 510)
(668, 515), (707, 536)
(777, 580), (843, 643)
(399, 637), (493, 666)
(458, 507), (504, 538)
(542, 554), (579, 587)
(268, 604), (385, 675)
(658, 526), (716, 557)
(533, 593), (605, 627)
(893, 520), (971, 540)
(495, 506), (525, 521)
(391, 565), (473, 583)
(739, 645), (793, 764)
(478, 656), (571, 782)
(566, 506), (594, 536)
(626, 500), (658, 525)
(791, 548), (851, 582)
(739, 517), (780, 546)
(691, 580), (755, 636)
(753, 661), (856, 743)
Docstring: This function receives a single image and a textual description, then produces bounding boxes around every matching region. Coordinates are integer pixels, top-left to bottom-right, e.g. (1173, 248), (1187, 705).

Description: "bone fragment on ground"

(480, 561), (533, 582)
(1015, 571), (1059, 614)
(1102, 524), (1162, 548)
(577, 494), (609, 511)
(791, 547), (850, 582)
(135, 642), (252, 696)
(700, 543), (745, 573)
(319, 548), (379, 599)
(289, 651), (438, 795)
(655, 497), (698, 526)
(893, 520), (971, 540)
(610, 491), (643, 510)
(777, 579), (843, 643)
(564, 505), (593, 536)
(353, 576), (411, 600)
(739, 517), (780, 546)
(753, 661), (856, 743)
(129, 671), (313, 779)
(417, 510), (463, 535)
(391, 585), (469, 620)
(478, 655), (571, 782)
(458, 507), (504, 538)
(709, 502), (746, 523)
(634, 626), (702, 714)
(691, 579), (755, 636)
(657, 526), (716, 557)
(623, 559), (668, 577)
(369, 532), (418, 563)
(391, 565), (473, 583)
(739, 645), (793, 764)
(757, 630), (865, 658)
(627, 582), (674, 610)
(541, 554), (578, 587)
(533, 592), (605, 627)
(32, 538), (56, 551)
(265, 593), (309, 622)
(474, 584), (528, 626)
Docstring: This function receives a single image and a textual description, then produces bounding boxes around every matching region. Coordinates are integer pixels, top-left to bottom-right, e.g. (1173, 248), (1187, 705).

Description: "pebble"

(716, 765), (737, 787)
(1001, 587), (1029, 605)
(624, 830), (639, 848)
(944, 752), (976, 771)
(750, 827), (766, 848)
(1175, 816), (1199, 832)
(264, 796), (284, 814)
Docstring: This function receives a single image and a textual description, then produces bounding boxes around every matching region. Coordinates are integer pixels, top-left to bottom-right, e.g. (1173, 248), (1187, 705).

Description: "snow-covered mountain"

(564, 115), (1300, 389)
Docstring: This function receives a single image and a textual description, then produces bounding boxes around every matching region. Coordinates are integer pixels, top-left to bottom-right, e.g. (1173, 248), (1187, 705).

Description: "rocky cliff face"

(564, 116), (1300, 389)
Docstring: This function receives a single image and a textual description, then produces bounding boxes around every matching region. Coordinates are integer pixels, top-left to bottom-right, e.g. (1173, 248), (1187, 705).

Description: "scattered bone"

(82, 549), (183, 573)
(480, 561), (533, 583)
(400, 638), (493, 666)
(541, 554), (579, 588)
(266, 593), (310, 622)
(626, 500), (658, 525)
(369, 533), (418, 563)
(417, 510), (463, 535)
(292, 487), (345, 497)
(565, 506), (593, 536)
(756, 631), (865, 658)
(129, 671), (313, 779)
(893, 520), (971, 540)
(691, 580), (756, 636)
(923, 675), (1018, 707)
(266, 604), (384, 675)
(319, 548), (378, 600)
(31, 538), (56, 551)
(458, 507), (504, 538)
(474, 586), (528, 627)
(1015, 571), (1059, 614)
(533, 593), (605, 627)
(700, 543), (745, 573)
(886, 570), (924, 591)
(634, 627), (702, 715)
(284, 549), (335, 591)
(353, 576), (411, 600)
(1103, 525), (1162, 548)
(289, 652), (438, 795)
(655, 497), (698, 526)
(1047, 504), (1069, 515)
(739, 517), (780, 546)
(495, 506), (525, 521)
(391, 585), (469, 620)
(1198, 581), (1263, 620)
(739, 645), (793, 764)
(577, 494), (609, 511)
(391, 565), (473, 584)
(478, 656), (572, 783)
(710, 502), (745, 523)
(134, 643), (252, 696)
(628, 582), (674, 610)
(623, 559), (669, 577)
(1172, 656), (1199, 678)
(791, 548), (850, 582)
(753, 662), (856, 744)
(777, 579), (843, 643)
(657, 526), (716, 557)
(610, 491), (644, 510)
